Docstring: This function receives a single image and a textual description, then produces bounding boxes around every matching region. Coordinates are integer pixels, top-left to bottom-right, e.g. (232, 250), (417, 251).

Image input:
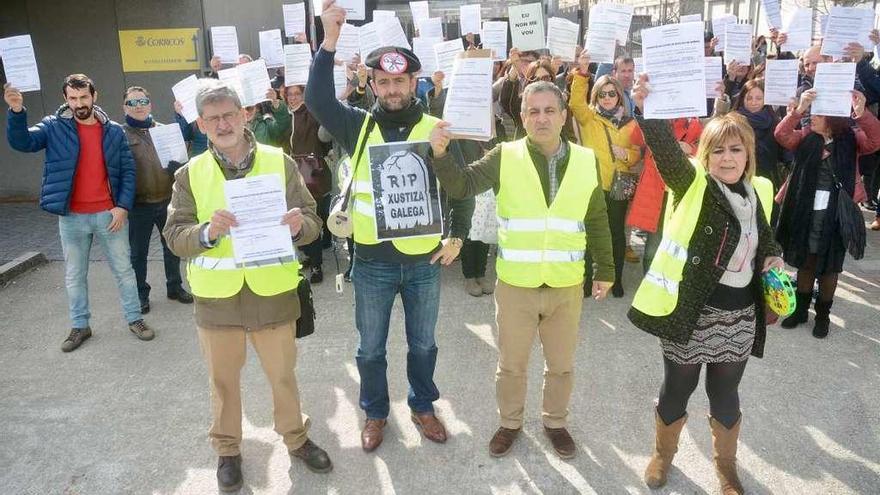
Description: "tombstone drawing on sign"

(367, 141), (443, 240)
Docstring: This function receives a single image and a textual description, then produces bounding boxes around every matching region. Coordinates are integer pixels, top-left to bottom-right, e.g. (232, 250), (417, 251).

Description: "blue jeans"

(352, 255), (441, 419)
(58, 211), (142, 328)
(128, 201), (182, 300)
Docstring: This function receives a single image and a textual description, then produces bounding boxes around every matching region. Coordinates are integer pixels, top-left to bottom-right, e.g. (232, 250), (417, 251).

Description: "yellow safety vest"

(351, 114), (442, 255)
(632, 166), (773, 317)
(495, 139), (599, 288)
(187, 144), (301, 299)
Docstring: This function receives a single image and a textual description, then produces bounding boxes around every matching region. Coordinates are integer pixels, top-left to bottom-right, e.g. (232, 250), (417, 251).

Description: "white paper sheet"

(211, 26), (240, 64)
(418, 17), (444, 40)
(358, 22), (383, 59)
(782, 8), (813, 52)
(333, 64), (349, 99)
(812, 62), (856, 117)
(443, 56), (494, 141)
(821, 7), (875, 59)
(335, 22), (360, 64)
(225, 174), (296, 265)
(410, 1), (430, 30)
(508, 3), (545, 52)
(283, 3), (307, 38)
(237, 59), (273, 107)
(284, 44), (312, 87)
(680, 14), (702, 24)
(148, 124), (188, 169)
(711, 14), (738, 48)
(481, 21), (508, 61)
(434, 39), (464, 86)
(723, 23), (752, 65)
(633, 56), (643, 77)
(218, 67), (245, 102)
(546, 17), (579, 62)
(642, 22), (707, 119)
(761, 0), (783, 30)
(412, 37), (439, 75)
(597, 2), (634, 44)
(0, 35), (40, 92)
(763, 59), (799, 106)
(460, 4), (482, 36)
(705, 56), (722, 98)
(332, 0), (366, 21)
(259, 29), (285, 68)
(172, 75), (200, 124)
(585, 6), (618, 64)
(379, 16), (411, 50)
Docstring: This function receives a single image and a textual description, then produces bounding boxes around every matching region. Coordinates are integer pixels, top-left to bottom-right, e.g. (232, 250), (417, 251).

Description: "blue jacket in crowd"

(6, 104), (136, 215)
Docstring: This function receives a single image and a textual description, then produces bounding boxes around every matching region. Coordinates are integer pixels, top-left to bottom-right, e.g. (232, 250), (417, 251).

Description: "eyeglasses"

(202, 111), (241, 126)
(598, 90), (618, 99)
(124, 98), (150, 107)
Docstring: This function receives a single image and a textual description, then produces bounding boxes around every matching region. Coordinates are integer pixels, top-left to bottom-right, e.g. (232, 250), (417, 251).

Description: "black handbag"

(295, 277), (315, 338)
(829, 168), (866, 260)
(604, 125), (637, 201)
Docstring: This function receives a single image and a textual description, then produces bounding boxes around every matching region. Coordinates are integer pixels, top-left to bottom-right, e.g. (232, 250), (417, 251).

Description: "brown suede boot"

(644, 410), (688, 488)
(709, 416), (744, 495)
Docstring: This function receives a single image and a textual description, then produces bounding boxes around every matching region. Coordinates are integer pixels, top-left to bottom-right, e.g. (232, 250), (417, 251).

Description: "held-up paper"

(596, 2), (634, 45)
(633, 57), (643, 77)
(705, 57), (722, 98)
(284, 44), (312, 87)
(821, 7), (875, 59)
(259, 29), (285, 68)
(410, 1), (430, 29)
(761, 0), (783, 30)
(333, 64), (349, 99)
(418, 18), (444, 40)
(379, 16), (411, 50)
(782, 8), (812, 52)
(642, 22), (706, 119)
(711, 14), (737, 48)
(443, 56), (494, 141)
(335, 23), (360, 64)
(358, 22), (383, 60)
(812, 62), (856, 117)
(586, 7), (618, 64)
(412, 37), (439, 75)
(172, 75), (200, 124)
(481, 21), (508, 61)
(460, 4), (482, 36)
(237, 59), (273, 107)
(434, 39), (464, 86)
(509, 3), (545, 52)
(148, 124), (188, 169)
(0, 35), (41, 92)
(546, 17), (579, 62)
(763, 59), (799, 107)
(225, 174), (296, 266)
(218, 67), (245, 102)
(723, 23), (752, 65)
(211, 26), (240, 64)
(328, 0), (366, 21)
(283, 3), (307, 38)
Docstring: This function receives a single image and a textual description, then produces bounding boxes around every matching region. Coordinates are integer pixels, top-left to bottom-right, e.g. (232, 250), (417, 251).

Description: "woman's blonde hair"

(695, 112), (757, 181)
(590, 75), (628, 117)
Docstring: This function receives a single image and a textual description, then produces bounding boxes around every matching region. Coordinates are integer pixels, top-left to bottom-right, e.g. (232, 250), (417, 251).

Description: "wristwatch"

(447, 237), (463, 248)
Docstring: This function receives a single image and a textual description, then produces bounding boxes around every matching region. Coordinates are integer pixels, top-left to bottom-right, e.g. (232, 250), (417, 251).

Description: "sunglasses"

(598, 90), (618, 99)
(125, 98), (151, 107)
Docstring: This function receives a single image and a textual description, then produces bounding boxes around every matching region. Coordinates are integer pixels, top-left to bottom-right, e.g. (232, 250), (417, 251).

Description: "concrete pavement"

(1, 243), (879, 494)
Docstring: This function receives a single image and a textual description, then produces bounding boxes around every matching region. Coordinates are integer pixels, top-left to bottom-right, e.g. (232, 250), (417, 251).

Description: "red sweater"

(70, 121), (113, 213)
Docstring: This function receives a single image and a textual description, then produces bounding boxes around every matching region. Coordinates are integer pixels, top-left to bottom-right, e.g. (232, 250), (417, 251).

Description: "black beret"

(365, 46), (421, 74)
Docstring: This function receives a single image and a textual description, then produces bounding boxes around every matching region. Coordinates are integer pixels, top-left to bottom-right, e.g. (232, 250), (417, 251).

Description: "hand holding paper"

(3, 83), (24, 112)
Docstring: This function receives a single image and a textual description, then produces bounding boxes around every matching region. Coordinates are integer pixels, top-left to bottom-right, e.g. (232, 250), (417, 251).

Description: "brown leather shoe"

(544, 426), (576, 459)
(361, 419), (386, 452)
(411, 412), (447, 443)
(489, 427), (521, 457)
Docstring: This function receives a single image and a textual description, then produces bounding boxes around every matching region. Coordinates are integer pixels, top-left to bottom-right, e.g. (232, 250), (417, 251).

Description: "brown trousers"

(197, 321), (309, 456)
(494, 281), (584, 429)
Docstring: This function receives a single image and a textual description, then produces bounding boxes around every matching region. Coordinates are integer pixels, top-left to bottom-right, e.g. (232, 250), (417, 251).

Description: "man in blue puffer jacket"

(4, 74), (155, 352)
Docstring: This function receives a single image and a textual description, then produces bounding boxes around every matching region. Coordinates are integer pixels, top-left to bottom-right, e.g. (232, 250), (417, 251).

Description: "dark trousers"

(128, 200), (182, 300)
(586, 192), (628, 287)
(461, 239), (489, 278)
(302, 194), (331, 268)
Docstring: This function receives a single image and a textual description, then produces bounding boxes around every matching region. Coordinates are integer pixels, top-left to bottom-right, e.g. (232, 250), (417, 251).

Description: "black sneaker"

(140, 298), (150, 315)
(290, 439), (333, 473)
(310, 266), (324, 283)
(128, 319), (155, 341)
(168, 289), (194, 304)
(217, 455), (243, 492)
(61, 327), (92, 352)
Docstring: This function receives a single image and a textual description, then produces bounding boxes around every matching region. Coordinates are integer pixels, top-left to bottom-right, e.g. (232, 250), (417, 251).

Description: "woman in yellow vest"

(628, 75), (784, 495)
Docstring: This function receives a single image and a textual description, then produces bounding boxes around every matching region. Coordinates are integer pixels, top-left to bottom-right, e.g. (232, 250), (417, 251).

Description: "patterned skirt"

(661, 305), (756, 364)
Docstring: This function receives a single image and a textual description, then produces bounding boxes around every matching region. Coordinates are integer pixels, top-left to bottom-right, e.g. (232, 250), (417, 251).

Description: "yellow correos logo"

(119, 28), (200, 72)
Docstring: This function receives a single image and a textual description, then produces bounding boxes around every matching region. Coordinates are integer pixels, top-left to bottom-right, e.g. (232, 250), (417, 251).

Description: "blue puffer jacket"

(6, 104), (136, 215)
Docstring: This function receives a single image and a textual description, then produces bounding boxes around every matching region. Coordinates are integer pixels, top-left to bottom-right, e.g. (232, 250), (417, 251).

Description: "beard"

(73, 106), (93, 120)
(378, 92), (410, 112)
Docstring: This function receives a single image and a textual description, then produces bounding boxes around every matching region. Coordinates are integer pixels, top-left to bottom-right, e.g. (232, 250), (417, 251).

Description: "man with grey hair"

(163, 78), (331, 491)
(428, 80), (615, 459)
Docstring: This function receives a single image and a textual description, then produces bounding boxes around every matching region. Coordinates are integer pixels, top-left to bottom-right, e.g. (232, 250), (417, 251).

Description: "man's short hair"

(194, 79), (242, 116)
(62, 74), (96, 97)
(613, 57), (635, 71)
(521, 81), (565, 112)
(123, 86), (150, 101)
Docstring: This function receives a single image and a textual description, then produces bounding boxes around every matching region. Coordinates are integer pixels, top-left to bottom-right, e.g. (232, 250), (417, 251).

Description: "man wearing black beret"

(305, 1), (474, 453)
